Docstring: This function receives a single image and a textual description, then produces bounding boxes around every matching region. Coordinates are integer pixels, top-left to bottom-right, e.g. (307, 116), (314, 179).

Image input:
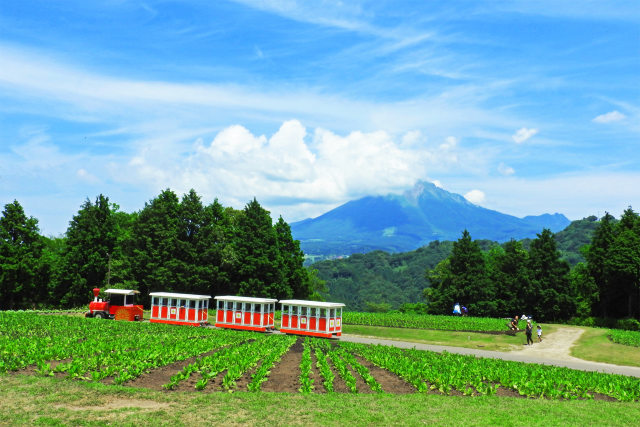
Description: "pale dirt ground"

(509, 326), (585, 361)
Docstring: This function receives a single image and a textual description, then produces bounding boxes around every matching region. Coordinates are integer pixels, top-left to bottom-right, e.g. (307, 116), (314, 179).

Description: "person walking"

(525, 320), (534, 345)
(537, 324), (543, 342)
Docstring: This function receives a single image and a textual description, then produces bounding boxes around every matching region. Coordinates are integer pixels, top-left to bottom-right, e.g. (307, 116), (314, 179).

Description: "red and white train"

(86, 289), (344, 338)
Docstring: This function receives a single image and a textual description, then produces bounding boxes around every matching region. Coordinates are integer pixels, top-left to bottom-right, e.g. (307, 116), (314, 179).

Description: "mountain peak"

(291, 181), (570, 257)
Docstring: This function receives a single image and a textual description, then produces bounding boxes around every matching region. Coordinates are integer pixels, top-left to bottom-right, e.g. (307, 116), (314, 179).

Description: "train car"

(149, 292), (211, 326)
(214, 295), (277, 332)
(279, 299), (345, 338)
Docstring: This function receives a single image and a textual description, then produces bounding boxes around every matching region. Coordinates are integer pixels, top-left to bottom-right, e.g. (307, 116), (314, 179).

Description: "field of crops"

(1, 311), (639, 401)
(608, 329), (640, 347)
(342, 311), (517, 332)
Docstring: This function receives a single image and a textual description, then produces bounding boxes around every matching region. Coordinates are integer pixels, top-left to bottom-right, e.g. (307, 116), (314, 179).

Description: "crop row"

(2, 312), (639, 400)
(608, 329), (640, 347)
(0, 311), (254, 382)
(339, 342), (640, 401)
(342, 311), (514, 332)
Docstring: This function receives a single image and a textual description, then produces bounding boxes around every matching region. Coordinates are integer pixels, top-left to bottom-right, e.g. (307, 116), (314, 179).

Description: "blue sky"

(1, 0), (639, 236)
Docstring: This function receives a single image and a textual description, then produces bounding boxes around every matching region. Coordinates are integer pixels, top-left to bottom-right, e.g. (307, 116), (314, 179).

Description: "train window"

(330, 309), (335, 318)
(310, 308), (316, 317)
(320, 308), (326, 317)
(152, 297), (158, 306)
(227, 301), (233, 310)
(170, 298), (177, 307)
(300, 307), (307, 316)
(161, 298), (168, 307)
(281, 304), (287, 314)
(189, 300), (196, 309)
(110, 294), (124, 306)
(292, 306), (298, 315)
(203, 300), (208, 309)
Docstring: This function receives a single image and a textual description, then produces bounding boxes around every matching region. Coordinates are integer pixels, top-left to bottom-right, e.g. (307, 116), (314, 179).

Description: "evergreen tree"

(55, 195), (118, 307)
(0, 201), (45, 309)
(487, 239), (530, 317)
(426, 230), (492, 315)
(585, 213), (616, 317)
(606, 208), (640, 318)
(527, 229), (575, 321)
(128, 189), (181, 296)
(275, 216), (311, 299)
(234, 199), (286, 299)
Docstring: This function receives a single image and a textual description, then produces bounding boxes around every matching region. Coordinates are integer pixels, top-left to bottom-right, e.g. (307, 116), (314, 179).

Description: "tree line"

(0, 190), (322, 309)
(426, 208), (640, 323)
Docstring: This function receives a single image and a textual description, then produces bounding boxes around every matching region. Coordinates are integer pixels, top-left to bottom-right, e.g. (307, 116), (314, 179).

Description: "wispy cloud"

(512, 127), (538, 144)
(592, 110), (626, 124)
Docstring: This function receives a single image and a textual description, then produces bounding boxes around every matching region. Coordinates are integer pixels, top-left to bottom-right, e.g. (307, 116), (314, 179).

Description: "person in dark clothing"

(525, 320), (534, 345)
(509, 315), (519, 331)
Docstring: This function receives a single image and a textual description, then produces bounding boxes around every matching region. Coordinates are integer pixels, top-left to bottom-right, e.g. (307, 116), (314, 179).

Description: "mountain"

(291, 181), (570, 257)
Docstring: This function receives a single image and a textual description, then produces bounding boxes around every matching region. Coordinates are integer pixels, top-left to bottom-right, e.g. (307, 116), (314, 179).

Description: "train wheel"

(94, 312), (104, 319)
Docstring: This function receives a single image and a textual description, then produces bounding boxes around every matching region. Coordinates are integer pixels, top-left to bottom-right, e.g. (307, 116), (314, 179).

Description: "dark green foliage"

(313, 240), (453, 311)
(55, 195), (119, 308)
(425, 229), (576, 321)
(426, 230), (493, 316)
(526, 229), (575, 321)
(0, 201), (47, 309)
(584, 209), (640, 319)
(233, 199), (287, 299)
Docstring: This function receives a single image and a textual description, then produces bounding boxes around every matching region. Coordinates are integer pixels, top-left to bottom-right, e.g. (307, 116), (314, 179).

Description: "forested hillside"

(0, 191), (318, 309)
(313, 216), (603, 313)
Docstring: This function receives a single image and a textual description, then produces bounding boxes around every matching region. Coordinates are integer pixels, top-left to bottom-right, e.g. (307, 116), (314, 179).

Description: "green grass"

(2, 374), (639, 426)
(571, 327), (640, 367)
(342, 324), (557, 351)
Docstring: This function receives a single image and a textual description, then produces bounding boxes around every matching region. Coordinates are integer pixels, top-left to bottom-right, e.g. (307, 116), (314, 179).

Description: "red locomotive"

(85, 288), (144, 321)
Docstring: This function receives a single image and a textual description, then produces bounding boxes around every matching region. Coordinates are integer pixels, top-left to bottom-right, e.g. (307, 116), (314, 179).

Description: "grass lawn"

(571, 327), (640, 367)
(1, 374), (639, 427)
(342, 324), (559, 351)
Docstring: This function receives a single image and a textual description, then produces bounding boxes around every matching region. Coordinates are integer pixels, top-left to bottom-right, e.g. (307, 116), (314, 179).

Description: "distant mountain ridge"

(291, 181), (570, 257)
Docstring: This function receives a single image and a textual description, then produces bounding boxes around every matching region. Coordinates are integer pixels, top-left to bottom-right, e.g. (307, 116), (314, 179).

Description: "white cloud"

(120, 120), (443, 218)
(76, 168), (101, 184)
(592, 110), (626, 124)
(464, 189), (485, 204)
(498, 162), (515, 176)
(512, 127), (538, 144)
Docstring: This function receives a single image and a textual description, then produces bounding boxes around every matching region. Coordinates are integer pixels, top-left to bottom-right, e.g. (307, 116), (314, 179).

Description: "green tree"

(486, 240), (530, 317)
(54, 195), (118, 307)
(128, 189), (181, 297)
(0, 201), (45, 309)
(426, 230), (492, 315)
(275, 216), (312, 299)
(585, 213), (616, 317)
(527, 229), (575, 321)
(234, 199), (286, 299)
(606, 208), (640, 318)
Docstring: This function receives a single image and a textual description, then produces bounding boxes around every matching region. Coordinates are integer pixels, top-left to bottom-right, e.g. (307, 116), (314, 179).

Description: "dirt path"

(510, 326), (584, 361)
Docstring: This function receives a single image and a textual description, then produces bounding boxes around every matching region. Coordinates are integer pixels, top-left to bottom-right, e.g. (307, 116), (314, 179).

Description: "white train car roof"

(214, 295), (278, 303)
(149, 292), (211, 300)
(279, 299), (345, 308)
(104, 289), (140, 295)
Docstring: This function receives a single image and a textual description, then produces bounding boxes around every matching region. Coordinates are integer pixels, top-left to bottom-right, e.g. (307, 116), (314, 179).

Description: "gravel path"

(341, 326), (640, 378)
